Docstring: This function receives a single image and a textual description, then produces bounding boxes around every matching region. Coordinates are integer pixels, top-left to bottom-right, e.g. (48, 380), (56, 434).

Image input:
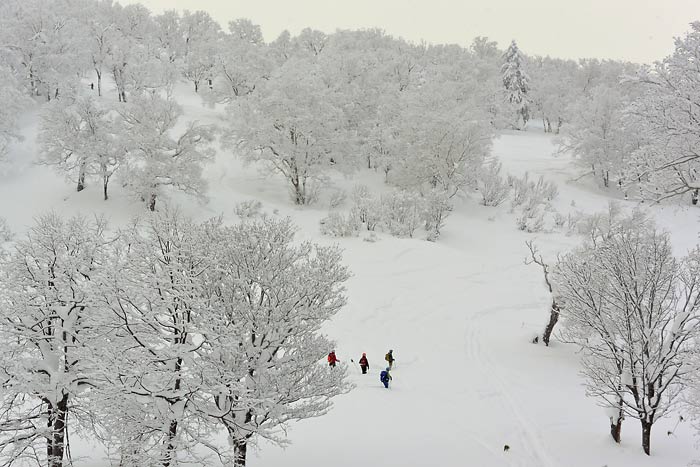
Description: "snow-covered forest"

(1, 0), (700, 466)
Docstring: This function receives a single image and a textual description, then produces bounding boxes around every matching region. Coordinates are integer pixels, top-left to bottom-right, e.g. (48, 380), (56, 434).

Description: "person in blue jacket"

(380, 367), (392, 388)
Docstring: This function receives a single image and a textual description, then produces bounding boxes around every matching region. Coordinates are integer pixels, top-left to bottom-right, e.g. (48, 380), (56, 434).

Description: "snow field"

(2, 84), (698, 467)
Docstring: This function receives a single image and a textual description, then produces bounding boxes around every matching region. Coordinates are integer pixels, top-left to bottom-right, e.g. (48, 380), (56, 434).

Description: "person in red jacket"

(328, 350), (339, 368)
(359, 353), (369, 374)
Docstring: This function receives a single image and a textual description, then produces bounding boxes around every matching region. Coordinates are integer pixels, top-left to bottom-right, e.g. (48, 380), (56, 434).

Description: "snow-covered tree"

(626, 22), (700, 204)
(392, 101), (492, 197)
(0, 213), (108, 467)
(89, 210), (350, 467)
(107, 3), (170, 102)
(39, 92), (121, 198)
(95, 209), (224, 466)
(0, 65), (27, 158)
(180, 10), (221, 93)
(525, 241), (560, 346)
(116, 93), (215, 210)
(206, 19), (271, 103)
(78, 0), (118, 97)
(559, 84), (636, 188)
(201, 216), (351, 466)
(529, 56), (578, 133)
(501, 40), (531, 129)
(0, 0), (88, 100)
(553, 211), (700, 454)
(226, 58), (346, 205)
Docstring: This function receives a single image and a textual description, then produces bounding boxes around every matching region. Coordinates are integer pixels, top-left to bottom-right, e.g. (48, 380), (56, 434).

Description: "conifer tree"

(501, 40), (531, 129)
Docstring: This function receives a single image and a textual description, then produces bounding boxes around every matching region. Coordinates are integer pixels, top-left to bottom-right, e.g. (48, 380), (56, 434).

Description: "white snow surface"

(1, 84), (699, 466)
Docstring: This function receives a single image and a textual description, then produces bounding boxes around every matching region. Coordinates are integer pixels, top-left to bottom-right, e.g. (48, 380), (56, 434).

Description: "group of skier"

(327, 349), (396, 389)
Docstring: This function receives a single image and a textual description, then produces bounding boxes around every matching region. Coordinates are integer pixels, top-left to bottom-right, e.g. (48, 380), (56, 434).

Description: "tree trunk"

(95, 69), (102, 97)
(101, 164), (110, 200)
(77, 163), (86, 192)
(641, 420), (652, 455)
(233, 437), (248, 467)
(610, 413), (623, 443)
(47, 393), (69, 467)
(602, 170), (610, 188)
(161, 419), (178, 467)
(149, 193), (157, 212)
(542, 300), (560, 346)
(194, 80), (199, 93)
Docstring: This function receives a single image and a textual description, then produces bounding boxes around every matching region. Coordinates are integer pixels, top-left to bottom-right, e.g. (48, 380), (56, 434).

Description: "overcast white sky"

(122, 0), (700, 63)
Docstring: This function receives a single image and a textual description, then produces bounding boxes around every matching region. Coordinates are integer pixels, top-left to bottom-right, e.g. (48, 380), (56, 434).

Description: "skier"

(380, 367), (392, 388)
(385, 349), (395, 369)
(359, 353), (369, 374)
(328, 350), (339, 368)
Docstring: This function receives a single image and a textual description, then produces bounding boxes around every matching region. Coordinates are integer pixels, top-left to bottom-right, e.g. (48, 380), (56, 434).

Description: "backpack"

(380, 370), (389, 383)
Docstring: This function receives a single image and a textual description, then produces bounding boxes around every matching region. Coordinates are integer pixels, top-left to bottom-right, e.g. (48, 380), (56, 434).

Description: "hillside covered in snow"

(1, 2), (700, 467)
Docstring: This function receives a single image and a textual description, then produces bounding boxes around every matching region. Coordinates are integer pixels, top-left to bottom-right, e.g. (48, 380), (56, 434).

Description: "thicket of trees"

(0, 210), (350, 467)
(524, 206), (700, 456)
(4, 0), (691, 212)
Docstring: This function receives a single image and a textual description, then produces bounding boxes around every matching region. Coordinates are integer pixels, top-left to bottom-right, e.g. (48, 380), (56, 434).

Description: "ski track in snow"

(464, 305), (557, 467)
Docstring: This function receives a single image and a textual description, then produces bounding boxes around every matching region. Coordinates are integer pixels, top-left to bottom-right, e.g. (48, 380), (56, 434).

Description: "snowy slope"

(1, 85), (699, 467)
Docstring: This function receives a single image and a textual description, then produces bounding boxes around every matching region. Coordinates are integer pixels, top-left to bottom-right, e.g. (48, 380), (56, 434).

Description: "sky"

(121, 0), (700, 63)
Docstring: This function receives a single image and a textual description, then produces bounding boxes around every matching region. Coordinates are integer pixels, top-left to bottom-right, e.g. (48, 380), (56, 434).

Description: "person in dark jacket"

(385, 349), (395, 369)
(359, 353), (369, 374)
(328, 350), (339, 368)
(380, 367), (392, 388)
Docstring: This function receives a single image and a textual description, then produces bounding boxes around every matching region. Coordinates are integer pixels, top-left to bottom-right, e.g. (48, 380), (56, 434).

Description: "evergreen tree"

(501, 40), (531, 129)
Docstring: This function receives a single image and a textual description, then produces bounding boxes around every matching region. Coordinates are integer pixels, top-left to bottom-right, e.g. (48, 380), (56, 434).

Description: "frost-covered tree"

(626, 22), (700, 204)
(226, 58), (346, 205)
(201, 217), (351, 466)
(180, 10), (221, 93)
(0, 0), (89, 100)
(39, 93), (121, 198)
(469, 37), (508, 128)
(529, 56), (578, 134)
(78, 0), (118, 97)
(206, 19), (271, 103)
(553, 212), (700, 454)
(107, 3), (173, 102)
(525, 241), (560, 346)
(392, 109), (492, 197)
(501, 40), (531, 129)
(90, 211), (350, 467)
(95, 210), (224, 466)
(116, 93), (215, 210)
(0, 65), (27, 158)
(0, 214), (108, 467)
(559, 84), (636, 188)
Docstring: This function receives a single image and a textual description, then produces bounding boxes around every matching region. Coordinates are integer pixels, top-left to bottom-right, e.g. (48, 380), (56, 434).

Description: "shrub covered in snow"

(508, 172), (559, 232)
(328, 189), (347, 209)
(234, 199), (264, 218)
(350, 184), (381, 231)
(516, 200), (545, 233)
(380, 190), (424, 238)
(320, 212), (359, 237)
(421, 189), (453, 241)
(478, 160), (511, 207)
